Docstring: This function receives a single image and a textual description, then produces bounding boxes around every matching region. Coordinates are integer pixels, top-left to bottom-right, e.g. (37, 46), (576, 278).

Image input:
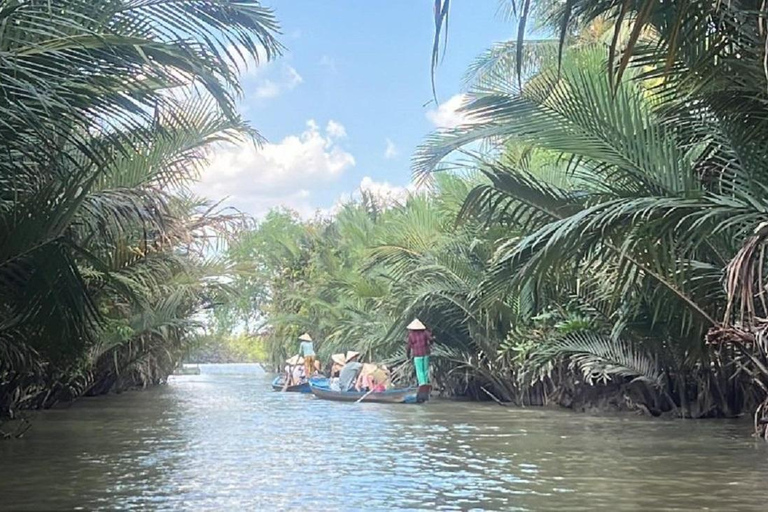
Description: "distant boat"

(309, 379), (430, 404)
(271, 376), (327, 393)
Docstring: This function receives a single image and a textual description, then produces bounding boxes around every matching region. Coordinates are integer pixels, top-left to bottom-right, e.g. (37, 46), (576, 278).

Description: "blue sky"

(197, 1), (514, 217)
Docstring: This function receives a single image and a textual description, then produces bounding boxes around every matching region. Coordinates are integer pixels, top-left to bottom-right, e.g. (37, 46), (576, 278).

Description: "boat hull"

(309, 381), (430, 404)
(272, 375), (326, 393)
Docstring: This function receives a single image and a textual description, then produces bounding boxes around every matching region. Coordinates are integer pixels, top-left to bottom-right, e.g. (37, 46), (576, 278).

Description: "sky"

(195, 1), (514, 218)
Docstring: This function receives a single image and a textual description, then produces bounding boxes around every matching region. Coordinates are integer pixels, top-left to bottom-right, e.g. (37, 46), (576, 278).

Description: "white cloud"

(286, 66), (303, 86)
(195, 120), (354, 217)
(251, 64), (303, 99)
(253, 80), (281, 99)
(245, 176), (427, 221)
(249, 189), (314, 216)
(319, 55), (338, 74)
(221, 44), (303, 101)
(326, 120), (347, 138)
(157, 46), (303, 106)
(330, 177), (423, 213)
(384, 138), (398, 159)
(426, 93), (469, 129)
(359, 176), (411, 203)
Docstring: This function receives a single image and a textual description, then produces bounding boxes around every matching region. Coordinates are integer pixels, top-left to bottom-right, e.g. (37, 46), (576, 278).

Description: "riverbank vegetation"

(224, 1), (768, 436)
(0, 0), (281, 428)
(5, 0), (768, 440)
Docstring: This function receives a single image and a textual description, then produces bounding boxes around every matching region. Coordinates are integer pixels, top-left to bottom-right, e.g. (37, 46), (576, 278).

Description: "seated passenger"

(284, 355), (302, 386)
(330, 353), (346, 378)
(291, 356), (306, 385)
(338, 351), (362, 392)
(357, 363), (389, 392)
(328, 353), (346, 390)
(372, 365), (390, 391)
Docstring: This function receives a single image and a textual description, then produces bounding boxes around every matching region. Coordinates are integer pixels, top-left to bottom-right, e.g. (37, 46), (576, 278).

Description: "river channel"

(1, 364), (767, 511)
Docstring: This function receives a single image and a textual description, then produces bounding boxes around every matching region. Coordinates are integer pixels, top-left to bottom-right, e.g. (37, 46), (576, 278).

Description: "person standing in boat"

(298, 333), (316, 378)
(406, 319), (432, 386)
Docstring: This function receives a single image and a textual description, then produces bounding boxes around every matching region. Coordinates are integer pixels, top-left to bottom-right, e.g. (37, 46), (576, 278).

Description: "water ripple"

(1, 364), (767, 511)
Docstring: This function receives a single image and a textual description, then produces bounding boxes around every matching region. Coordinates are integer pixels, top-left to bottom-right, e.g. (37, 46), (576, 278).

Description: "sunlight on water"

(1, 365), (767, 511)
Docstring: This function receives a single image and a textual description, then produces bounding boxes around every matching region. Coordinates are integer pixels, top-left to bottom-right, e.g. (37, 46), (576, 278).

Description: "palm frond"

(532, 331), (664, 387)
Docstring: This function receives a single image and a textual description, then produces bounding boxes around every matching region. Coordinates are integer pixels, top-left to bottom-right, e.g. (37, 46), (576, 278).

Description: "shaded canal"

(1, 364), (767, 510)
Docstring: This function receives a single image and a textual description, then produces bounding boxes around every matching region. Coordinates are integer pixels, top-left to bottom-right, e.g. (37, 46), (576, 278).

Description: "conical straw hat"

(361, 363), (377, 376)
(407, 318), (426, 330)
(331, 353), (346, 365)
(345, 351), (360, 362)
(286, 355), (305, 365)
(298, 333), (312, 341)
(372, 366), (389, 382)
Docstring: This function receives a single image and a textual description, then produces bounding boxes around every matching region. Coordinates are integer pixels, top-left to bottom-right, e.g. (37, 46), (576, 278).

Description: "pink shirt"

(407, 330), (432, 357)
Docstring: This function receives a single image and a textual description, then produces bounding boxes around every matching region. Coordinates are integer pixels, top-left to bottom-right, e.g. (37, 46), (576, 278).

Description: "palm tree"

(238, 174), (542, 397)
(0, 0), (282, 422)
(417, 11), (768, 424)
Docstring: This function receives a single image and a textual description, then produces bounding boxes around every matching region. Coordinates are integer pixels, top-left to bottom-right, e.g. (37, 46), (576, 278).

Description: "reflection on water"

(1, 364), (767, 511)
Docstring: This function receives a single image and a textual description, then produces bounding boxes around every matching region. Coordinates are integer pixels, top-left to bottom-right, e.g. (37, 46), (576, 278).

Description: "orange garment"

(304, 355), (316, 377)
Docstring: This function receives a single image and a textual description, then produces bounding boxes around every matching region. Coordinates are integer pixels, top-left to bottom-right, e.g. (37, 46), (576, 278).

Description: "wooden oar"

(281, 374), (291, 392)
(355, 388), (374, 403)
(281, 354), (300, 392)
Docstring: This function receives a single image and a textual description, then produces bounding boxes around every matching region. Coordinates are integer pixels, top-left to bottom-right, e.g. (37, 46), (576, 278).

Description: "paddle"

(281, 373), (291, 392)
(355, 388), (374, 403)
(281, 354), (300, 392)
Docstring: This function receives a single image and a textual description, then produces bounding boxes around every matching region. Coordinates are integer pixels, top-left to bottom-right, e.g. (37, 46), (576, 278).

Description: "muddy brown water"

(1, 364), (766, 511)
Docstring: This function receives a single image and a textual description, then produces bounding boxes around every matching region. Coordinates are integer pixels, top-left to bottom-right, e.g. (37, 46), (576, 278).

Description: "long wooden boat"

(271, 376), (328, 393)
(309, 380), (430, 404)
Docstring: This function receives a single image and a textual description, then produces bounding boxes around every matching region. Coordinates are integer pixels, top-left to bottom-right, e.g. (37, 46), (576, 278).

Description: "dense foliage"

(424, 0), (768, 434)
(0, 0), (281, 430)
(221, 177), (539, 400)
(227, 1), (768, 436)
(7, 0), (768, 440)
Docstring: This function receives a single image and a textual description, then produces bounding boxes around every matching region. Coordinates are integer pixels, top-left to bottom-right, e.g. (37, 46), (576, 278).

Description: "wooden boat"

(271, 376), (327, 393)
(309, 380), (431, 404)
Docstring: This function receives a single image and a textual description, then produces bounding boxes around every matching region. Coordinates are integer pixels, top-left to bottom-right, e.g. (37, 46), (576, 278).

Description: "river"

(1, 364), (767, 511)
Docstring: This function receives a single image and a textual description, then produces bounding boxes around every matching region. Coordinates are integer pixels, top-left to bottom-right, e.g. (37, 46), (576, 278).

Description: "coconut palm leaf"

(0, 0), (282, 419)
(531, 331), (663, 387)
